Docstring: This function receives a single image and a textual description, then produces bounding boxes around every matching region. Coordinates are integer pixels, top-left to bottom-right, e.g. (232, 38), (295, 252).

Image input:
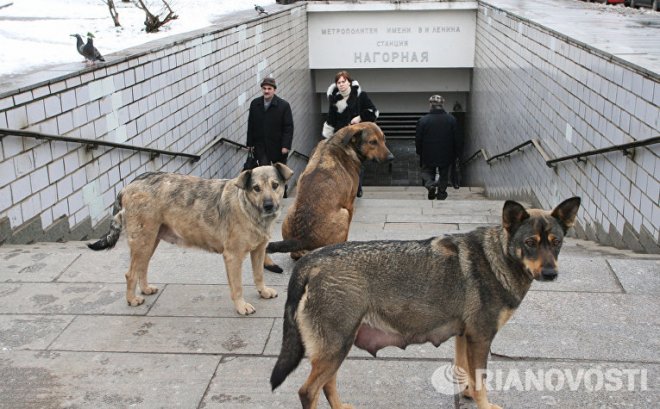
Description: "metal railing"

(463, 136), (659, 169)
(0, 128), (296, 164)
(0, 128), (201, 162)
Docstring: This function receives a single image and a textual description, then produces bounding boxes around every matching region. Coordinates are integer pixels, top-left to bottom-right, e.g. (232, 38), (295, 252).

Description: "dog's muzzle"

(376, 152), (395, 163)
(539, 267), (558, 281)
(262, 199), (277, 215)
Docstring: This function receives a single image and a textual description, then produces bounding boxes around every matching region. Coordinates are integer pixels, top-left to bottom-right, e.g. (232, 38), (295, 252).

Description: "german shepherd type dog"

(266, 122), (394, 264)
(271, 197), (581, 409)
(87, 164), (293, 315)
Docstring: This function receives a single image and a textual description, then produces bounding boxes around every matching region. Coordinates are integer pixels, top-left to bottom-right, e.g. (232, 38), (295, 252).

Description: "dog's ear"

(235, 169), (252, 190)
(273, 162), (294, 182)
(502, 200), (530, 234)
(551, 197), (581, 233)
(339, 124), (364, 146)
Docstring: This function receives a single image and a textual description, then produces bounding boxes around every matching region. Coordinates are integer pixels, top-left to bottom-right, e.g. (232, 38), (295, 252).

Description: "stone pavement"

(1, 187), (658, 408)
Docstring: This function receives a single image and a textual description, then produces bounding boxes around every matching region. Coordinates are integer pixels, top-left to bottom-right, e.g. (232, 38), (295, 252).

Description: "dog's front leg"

(250, 242), (278, 299)
(466, 337), (501, 409)
(223, 251), (255, 315)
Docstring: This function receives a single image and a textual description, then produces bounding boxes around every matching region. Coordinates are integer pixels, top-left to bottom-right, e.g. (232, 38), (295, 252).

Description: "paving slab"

(0, 251), (80, 282)
(0, 282), (153, 315)
(511, 292), (660, 326)
(608, 258), (660, 295)
(202, 356), (456, 408)
(0, 350), (219, 409)
(387, 213), (499, 224)
(0, 315), (74, 350)
(529, 255), (623, 293)
(50, 315), (275, 354)
(493, 323), (660, 362)
(59, 248), (294, 287)
(147, 284), (287, 318)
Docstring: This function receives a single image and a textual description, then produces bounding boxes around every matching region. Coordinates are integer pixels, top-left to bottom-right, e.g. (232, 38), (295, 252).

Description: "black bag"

(243, 150), (259, 171)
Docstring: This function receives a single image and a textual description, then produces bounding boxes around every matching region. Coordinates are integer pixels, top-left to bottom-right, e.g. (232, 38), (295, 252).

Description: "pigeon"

(70, 33), (104, 64)
(255, 4), (268, 15)
(70, 33), (86, 59)
(83, 32), (105, 63)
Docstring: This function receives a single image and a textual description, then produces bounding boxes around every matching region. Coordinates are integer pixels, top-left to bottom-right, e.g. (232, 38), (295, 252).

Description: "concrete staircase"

(0, 187), (658, 408)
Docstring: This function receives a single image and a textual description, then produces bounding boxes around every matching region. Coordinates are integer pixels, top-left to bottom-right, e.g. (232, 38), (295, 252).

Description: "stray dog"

(87, 164), (293, 315)
(271, 197), (581, 409)
(266, 122), (394, 264)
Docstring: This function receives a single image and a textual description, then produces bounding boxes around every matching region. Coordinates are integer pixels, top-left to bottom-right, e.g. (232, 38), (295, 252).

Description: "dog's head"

(236, 163), (294, 217)
(502, 197), (581, 282)
(336, 122), (395, 164)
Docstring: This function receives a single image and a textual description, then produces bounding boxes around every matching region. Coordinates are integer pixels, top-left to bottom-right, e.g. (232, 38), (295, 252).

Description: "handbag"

(243, 150), (259, 171)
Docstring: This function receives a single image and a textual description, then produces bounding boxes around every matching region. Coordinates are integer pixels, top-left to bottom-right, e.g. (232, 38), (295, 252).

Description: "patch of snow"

(0, 0), (275, 76)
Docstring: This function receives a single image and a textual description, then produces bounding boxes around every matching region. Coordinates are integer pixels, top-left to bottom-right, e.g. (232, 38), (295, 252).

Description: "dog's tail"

(266, 239), (305, 254)
(87, 192), (124, 251)
(270, 264), (309, 390)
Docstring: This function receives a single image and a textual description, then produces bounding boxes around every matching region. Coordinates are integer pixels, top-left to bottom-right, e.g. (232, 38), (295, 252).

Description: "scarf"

(336, 87), (351, 113)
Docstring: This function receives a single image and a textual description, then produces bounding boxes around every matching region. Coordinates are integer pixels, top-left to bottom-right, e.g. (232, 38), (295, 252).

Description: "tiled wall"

(0, 4), (317, 243)
(466, 4), (659, 252)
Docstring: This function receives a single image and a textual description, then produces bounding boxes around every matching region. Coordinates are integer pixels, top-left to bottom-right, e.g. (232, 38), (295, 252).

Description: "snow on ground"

(0, 0), (276, 77)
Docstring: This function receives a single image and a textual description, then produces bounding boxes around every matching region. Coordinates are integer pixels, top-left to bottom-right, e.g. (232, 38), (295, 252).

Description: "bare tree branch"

(133, 0), (178, 33)
(99, 0), (121, 27)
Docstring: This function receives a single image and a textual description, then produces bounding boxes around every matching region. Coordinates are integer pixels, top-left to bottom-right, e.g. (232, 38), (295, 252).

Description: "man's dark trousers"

(421, 165), (450, 199)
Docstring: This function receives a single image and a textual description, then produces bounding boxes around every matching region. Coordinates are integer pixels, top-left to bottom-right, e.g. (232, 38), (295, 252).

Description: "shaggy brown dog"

(266, 122), (393, 263)
(87, 164), (293, 315)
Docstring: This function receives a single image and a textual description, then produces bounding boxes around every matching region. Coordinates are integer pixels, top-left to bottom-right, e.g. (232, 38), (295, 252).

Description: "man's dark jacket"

(415, 108), (460, 168)
(247, 95), (294, 162)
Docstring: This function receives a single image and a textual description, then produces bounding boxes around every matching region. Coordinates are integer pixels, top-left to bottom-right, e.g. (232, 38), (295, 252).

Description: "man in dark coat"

(247, 76), (294, 167)
(415, 94), (459, 200)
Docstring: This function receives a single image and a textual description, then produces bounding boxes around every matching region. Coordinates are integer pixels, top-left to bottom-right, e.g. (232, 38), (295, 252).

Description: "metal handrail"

(547, 136), (659, 166)
(0, 128), (201, 162)
(463, 136), (659, 168)
(196, 135), (248, 158)
(485, 139), (551, 165)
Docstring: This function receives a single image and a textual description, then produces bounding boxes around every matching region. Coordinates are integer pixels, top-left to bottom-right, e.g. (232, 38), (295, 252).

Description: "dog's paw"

(127, 296), (145, 307)
(235, 301), (256, 315)
(461, 386), (474, 400)
(141, 285), (158, 295)
(258, 287), (278, 299)
(264, 263), (283, 274)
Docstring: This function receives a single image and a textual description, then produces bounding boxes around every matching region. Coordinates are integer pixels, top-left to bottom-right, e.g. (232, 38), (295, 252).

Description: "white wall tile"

(44, 96), (62, 118)
(10, 175), (32, 202)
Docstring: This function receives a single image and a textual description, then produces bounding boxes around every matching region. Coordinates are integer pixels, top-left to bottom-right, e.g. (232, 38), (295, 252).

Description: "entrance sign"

(308, 10), (476, 69)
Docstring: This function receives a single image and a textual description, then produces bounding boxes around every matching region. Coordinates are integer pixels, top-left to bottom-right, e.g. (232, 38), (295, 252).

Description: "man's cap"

(429, 94), (444, 105)
(261, 76), (277, 89)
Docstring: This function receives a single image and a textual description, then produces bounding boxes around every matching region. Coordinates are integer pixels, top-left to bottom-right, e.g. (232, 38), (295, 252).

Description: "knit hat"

(261, 76), (277, 89)
(429, 94), (444, 106)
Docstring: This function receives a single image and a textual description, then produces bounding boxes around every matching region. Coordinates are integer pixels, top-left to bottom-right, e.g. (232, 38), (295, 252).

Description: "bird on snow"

(70, 32), (105, 64)
(254, 4), (268, 15)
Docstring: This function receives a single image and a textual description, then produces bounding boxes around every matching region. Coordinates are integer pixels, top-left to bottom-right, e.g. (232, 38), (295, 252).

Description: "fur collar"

(326, 80), (361, 99)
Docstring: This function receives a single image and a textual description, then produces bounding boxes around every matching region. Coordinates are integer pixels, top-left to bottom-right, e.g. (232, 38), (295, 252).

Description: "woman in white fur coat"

(322, 70), (379, 197)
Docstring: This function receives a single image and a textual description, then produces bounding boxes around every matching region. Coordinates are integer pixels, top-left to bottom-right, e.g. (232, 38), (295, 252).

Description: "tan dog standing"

(87, 164), (293, 315)
(266, 122), (393, 264)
